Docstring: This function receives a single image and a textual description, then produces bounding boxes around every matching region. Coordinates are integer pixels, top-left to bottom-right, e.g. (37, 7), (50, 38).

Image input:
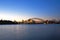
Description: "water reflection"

(0, 24), (60, 40)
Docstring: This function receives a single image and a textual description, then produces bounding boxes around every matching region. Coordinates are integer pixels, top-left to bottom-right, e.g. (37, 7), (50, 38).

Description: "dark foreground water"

(0, 24), (60, 40)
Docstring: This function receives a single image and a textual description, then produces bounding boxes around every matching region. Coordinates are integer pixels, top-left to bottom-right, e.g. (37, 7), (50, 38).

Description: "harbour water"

(0, 24), (60, 40)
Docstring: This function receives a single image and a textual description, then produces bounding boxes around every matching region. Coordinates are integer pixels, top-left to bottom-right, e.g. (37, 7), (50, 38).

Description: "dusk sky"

(0, 0), (60, 21)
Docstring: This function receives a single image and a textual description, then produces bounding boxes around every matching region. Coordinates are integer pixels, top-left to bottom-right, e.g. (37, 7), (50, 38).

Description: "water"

(0, 24), (60, 40)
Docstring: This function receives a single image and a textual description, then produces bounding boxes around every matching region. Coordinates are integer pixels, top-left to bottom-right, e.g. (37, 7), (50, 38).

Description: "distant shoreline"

(0, 18), (60, 24)
(0, 24), (59, 25)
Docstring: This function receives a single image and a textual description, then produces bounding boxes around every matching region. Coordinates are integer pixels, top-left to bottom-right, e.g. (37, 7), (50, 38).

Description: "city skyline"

(0, 0), (60, 21)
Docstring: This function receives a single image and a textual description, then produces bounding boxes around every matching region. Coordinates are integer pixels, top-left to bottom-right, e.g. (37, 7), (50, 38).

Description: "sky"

(0, 0), (60, 21)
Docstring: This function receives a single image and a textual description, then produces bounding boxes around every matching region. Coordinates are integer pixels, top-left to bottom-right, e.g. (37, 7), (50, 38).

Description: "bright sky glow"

(0, 0), (60, 21)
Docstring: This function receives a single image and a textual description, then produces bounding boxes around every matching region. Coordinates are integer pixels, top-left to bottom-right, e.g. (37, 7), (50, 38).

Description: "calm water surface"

(0, 24), (60, 40)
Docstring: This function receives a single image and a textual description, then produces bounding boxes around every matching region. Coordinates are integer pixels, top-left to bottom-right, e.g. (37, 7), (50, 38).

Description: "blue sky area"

(0, 0), (60, 21)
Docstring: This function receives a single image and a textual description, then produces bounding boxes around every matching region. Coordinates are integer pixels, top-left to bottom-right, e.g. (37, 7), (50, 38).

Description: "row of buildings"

(20, 18), (60, 24)
(0, 18), (60, 24)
